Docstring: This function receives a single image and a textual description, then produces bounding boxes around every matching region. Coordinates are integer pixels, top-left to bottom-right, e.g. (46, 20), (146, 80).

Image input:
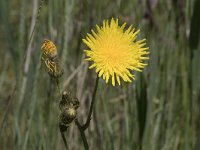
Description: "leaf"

(189, 0), (200, 50)
(136, 74), (148, 149)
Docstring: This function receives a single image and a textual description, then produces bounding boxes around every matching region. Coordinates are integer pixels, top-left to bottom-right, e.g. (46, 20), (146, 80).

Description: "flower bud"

(59, 106), (77, 125)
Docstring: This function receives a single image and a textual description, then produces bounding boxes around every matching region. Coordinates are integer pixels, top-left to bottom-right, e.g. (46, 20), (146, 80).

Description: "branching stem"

(60, 129), (69, 150)
(75, 120), (89, 150)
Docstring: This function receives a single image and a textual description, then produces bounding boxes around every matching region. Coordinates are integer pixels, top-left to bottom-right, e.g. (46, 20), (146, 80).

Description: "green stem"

(26, 0), (44, 52)
(60, 130), (69, 150)
(82, 75), (99, 130)
(54, 78), (62, 97)
(75, 119), (89, 150)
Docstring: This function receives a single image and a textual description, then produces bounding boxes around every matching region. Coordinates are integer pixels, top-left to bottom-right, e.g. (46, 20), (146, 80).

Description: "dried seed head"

(41, 39), (64, 78)
(41, 39), (57, 57)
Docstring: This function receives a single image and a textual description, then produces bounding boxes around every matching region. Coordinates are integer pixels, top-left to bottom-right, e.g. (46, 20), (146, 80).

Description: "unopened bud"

(59, 106), (77, 125)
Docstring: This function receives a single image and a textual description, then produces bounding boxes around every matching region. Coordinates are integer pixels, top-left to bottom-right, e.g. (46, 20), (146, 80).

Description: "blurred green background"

(0, 0), (200, 149)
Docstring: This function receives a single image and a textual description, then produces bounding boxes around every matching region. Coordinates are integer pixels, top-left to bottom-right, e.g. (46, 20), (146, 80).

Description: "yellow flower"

(83, 18), (149, 86)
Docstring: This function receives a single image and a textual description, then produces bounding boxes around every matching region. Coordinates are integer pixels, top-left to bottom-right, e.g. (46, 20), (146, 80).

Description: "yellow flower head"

(83, 18), (149, 86)
(41, 39), (57, 57)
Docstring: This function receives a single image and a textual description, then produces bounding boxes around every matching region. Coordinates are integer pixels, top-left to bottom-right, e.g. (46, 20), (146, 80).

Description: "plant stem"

(75, 119), (89, 150)
(55, 78), (62, 97)
(57, 80), (69, 150)
(82, 75), (99, 130)
(60, 130), (69, 150)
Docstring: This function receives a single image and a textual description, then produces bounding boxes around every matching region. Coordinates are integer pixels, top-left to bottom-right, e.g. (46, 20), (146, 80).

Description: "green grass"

(0, 0), (200, 149)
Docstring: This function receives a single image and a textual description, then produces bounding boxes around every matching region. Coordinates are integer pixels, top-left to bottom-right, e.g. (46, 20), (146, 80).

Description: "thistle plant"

(79, 18), (149, 135)
(41, 39), (70, 149)
(40, 18), (149, 150)
(1, 0), (197, 149)
(40, 39), (85, 149)
(73, 18), (149, 149)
